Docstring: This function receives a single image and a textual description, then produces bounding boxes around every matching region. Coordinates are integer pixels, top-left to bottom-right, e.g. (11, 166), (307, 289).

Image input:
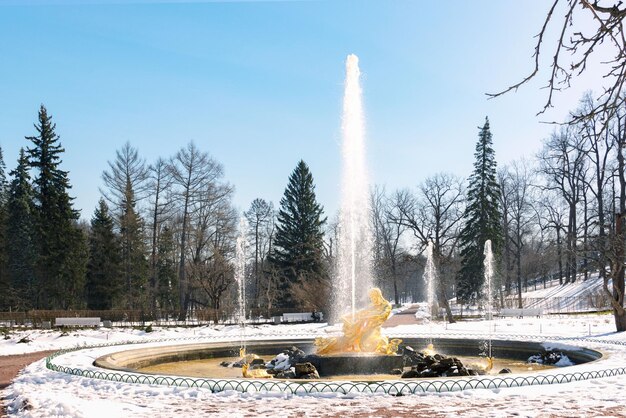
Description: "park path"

(382, 305), (420, 328)
(0, 350), (55, 417)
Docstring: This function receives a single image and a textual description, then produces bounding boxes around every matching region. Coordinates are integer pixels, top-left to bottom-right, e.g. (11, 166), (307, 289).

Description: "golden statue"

(240, 347), (272, 379)
(315, 288), (401, 355)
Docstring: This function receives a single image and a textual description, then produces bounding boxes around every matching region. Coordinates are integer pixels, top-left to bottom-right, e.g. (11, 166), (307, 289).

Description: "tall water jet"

(336, 54), (374, 319)
(423, 242), (438, 319)
(235, 217), (248, 353)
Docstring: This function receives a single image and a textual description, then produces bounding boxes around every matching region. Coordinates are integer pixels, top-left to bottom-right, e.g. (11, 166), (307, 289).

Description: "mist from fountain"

(235, 217), (248, 354)
(336, 53), (374, 320)
(423, 242), (437, 319)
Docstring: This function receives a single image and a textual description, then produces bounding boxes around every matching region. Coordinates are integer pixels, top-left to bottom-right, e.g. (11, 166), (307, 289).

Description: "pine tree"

(26, 105), (87, 309)
(457, 117), (503, 303)
(0, 147), (9, 309)
(270, 160), (327, 308)
(86, 199), (121, 310)
(6, 149), (36, 309)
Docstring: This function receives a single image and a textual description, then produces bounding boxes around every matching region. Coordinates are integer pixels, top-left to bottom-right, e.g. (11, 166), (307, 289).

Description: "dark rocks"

(283, 346), (306, 366)
(528, 350), (564, 365)
(390, 368), (403, 375)
(401, 369), (420, 378)
(399, 345), (483, 379)
(295, 362), (316, 375)
(250, 358), (265, 366)
(273, 369), (296, 379)
(295, 362), (320, 379)
(498, 368), (512, 374)
(265, 347), (321, 379)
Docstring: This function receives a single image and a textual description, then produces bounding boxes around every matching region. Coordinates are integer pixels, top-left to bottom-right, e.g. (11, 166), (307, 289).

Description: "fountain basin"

(94, 337), (601, 379)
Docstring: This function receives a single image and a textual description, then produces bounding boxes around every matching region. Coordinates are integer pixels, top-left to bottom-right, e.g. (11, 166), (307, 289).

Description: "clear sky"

(0, 0), (605, 219)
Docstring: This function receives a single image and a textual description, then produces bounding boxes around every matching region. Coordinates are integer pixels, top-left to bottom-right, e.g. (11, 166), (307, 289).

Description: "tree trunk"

(437, 278), (455, 323)
(150, 179), (160, 312)
(178, 187), (190, 321)
(611, 128), (626, 332)
(556, 228), (563, 285)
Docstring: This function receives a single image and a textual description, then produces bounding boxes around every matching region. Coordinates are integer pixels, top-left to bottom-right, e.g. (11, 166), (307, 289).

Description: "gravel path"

(383, 305), (420, 327)
(1, 350), (55, 417)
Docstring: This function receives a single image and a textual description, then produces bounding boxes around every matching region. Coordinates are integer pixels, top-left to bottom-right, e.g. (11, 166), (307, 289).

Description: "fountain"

(235, 217), (248, 357)
(85, 55), (603, 391)
(336, 54), (374, 319)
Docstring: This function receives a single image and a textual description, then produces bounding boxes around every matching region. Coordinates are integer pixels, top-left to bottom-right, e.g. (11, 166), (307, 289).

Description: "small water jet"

(481, 239), (495, 369)
(423, 241), (438, 349)
(235, 217), (249, 357)
(423, 242), (438, 318)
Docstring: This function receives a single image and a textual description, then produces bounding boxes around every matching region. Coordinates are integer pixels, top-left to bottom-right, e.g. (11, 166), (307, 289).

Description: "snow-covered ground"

(2, 314), (626, 418)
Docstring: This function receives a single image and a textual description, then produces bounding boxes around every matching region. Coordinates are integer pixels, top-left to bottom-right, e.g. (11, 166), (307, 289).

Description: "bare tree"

(391, 173), (465, 322)
(169, 142), (226, 320)
(101, 142), (149, 310)
(489, 1), (626, 125)
(500, 160), (536, 307)
(188, 191), (237, 323)
(101, 142), (149, 214)
(147, 157), (175, 311)
(576, 93), (615, 280)
(538, 126), (588, 283)
(605, 104), (626, 330)
(534, 189), (568, 285)
(371, 187), (408, 306)
(244, 198), (275, 309)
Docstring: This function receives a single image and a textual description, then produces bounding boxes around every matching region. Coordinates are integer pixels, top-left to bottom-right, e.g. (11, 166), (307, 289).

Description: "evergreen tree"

(86, 199), (121, 310)
(155, 225), (177, 311)
(6, 149), (36, 309)
(26, 105), (87, 309)
(270, 160), (327, 308)
(456, 117), (503, 303)
(119, 183), (148, 310)
(0, 147), (8, 309)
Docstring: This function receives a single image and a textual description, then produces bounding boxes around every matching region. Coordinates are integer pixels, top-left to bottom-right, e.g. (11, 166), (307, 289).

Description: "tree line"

(1, 95), (626, 331)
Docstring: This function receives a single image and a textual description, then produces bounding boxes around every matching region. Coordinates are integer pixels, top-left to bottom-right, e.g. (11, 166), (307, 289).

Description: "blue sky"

(0, 1), (604, 219)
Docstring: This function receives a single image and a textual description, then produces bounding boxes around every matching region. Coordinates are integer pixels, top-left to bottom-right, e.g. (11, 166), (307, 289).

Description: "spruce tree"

(26, 105), (87, 309)
(86, 199), (121, 310)
(6, 149), (36, 309)
(270, 160), (327, 308)
(457, 117), (503, 303)
(0, 147), (8, 309)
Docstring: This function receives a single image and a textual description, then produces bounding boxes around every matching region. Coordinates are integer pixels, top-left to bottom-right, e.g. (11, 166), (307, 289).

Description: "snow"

(3, 308), (626, 416)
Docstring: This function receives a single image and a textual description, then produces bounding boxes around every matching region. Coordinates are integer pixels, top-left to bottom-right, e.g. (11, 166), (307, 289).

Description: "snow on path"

(2, 317), (626, 417)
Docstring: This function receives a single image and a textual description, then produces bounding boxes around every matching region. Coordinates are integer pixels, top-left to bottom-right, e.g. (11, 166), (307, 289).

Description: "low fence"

(501, 293), (611, 314)
(0, 308), (316, 328)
